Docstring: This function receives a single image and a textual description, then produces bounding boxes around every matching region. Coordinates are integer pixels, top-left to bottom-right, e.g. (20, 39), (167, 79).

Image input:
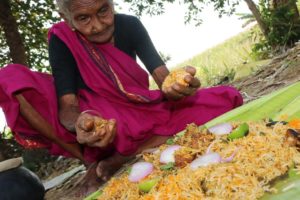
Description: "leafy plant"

(0, 0), (59, 71)
(159, 51), (171, 63)
(1, 126), (13, 139)
(251, 0), (300, 57)
(236, 13), (256, 28)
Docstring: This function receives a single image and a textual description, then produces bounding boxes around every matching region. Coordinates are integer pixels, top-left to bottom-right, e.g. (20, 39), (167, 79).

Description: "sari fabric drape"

(0, 22), (242, 163)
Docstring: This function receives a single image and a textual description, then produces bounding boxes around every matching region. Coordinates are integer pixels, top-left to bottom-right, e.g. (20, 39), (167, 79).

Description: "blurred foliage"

(123, 0), (240, 26)
(0, 0), (59, 71)
(238, 0), (300, 59)
(236, 13), (256, 28)
(159, 51), (171, 63)
(121, 0), (300, 65)
(253, 0), (300, 57)
(1, 126), (13, 139)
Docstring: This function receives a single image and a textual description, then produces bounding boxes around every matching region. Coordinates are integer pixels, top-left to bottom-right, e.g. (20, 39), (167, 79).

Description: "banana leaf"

(205, 81), (300, 199)
(205, 82), (300, 127)
(84, 190), (102, 200)
(272, 95), (300, 121)
(260, 175), (300, 200)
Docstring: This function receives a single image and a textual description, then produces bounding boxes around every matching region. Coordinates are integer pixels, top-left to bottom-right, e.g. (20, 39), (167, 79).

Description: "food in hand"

(162, 68), (189, 90)
(82, 118), (94, 131)
(80, 115), (108, 135)
(94, 118), (108, 134)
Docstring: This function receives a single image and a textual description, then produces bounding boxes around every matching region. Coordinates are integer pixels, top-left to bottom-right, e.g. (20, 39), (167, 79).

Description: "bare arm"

(151, 65), (170, 89)
(58, 94), (80, 132)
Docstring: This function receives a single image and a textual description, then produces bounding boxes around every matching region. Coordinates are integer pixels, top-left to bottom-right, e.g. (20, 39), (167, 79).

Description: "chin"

(89, 35), (112, 44)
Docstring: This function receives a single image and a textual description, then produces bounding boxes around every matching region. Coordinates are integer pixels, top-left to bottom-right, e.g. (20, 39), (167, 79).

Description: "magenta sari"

(0, 22), (242, 163)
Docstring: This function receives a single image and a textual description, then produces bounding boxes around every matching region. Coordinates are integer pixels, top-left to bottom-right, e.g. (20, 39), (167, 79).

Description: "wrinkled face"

(67, 0), (114, 43)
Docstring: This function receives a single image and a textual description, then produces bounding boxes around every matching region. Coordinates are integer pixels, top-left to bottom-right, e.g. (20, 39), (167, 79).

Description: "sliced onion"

(128, 162), (154, 182)
(190, 152), (221, 170)
(208, 123), (233, 136)
(206, 141), (216, 154)
(159, 145), (181, 164)
(221, 148), (239, 163)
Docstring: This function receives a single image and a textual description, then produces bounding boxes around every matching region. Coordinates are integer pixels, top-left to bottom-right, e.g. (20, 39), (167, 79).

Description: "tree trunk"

(244, 0), (269, 38)
(0, 0), (27, 65)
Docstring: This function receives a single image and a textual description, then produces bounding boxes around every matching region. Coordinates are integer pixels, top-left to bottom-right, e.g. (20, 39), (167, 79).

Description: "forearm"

(58, 94), (80, 132)
(151, 65), (169, 89)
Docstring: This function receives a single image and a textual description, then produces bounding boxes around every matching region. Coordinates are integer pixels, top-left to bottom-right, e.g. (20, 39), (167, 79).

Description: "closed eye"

(97, 4), (110, 17)
(77, 15), (90, 24)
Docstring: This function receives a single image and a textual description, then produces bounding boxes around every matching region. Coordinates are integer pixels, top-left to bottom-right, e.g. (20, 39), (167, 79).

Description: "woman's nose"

(90, 16), (104, 33)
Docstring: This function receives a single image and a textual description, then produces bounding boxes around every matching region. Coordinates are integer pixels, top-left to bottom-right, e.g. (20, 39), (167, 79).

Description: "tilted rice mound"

(98, 121), (300, 200)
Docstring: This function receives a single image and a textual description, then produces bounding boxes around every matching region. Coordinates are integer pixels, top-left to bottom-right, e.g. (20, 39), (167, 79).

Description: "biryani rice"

(98, 121), (300, 200)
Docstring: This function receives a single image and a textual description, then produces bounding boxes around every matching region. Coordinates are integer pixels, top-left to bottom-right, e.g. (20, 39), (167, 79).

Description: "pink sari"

(0, 22), (242, 162)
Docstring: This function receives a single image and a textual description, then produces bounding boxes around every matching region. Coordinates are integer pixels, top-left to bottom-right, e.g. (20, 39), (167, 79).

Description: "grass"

(150, 26), (268, 88)
(176, 27), (260, 86)
(233, 59), (270, 80)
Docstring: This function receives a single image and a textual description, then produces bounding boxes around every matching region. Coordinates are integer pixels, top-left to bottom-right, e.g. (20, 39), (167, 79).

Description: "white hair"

(55, 0), (72, 15)
(55, 0), (114, 18)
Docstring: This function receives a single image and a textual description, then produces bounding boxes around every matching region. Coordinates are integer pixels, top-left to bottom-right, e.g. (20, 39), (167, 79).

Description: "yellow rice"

(98, 121), (300, 200)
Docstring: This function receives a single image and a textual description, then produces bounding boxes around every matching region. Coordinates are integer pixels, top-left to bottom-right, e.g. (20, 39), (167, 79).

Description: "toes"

(102, 175), (109, 182)
(96, 161), (111, 182)
(96, 161), (105, 178)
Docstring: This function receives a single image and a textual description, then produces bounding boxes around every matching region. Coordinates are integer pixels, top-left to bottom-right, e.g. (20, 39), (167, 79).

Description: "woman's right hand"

(162, 66), (201, 101)
(75, 112), (117, 148)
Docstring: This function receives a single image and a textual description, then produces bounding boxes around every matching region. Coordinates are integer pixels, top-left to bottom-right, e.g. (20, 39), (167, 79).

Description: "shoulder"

(115, 13), (142, 26)
(49, 34), (67, 49)
(48, 34), (75, 69)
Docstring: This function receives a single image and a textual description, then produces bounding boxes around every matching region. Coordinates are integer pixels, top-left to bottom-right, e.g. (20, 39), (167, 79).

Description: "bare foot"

(72, 163), (103, 198)
(96, 136), (170, 181)
(96, 153), (134, 181)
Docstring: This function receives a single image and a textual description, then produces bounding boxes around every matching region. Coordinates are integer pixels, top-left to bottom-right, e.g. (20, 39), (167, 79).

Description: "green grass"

(176, 28), (260, 86)
(233, 59), (270, 80)
(1, 127), (13, 139)
(150, 26), (267, 88)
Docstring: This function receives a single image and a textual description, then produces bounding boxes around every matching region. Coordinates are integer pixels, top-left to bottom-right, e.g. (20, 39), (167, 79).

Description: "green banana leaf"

(205, 81), (300, 199)
(84, 190), (102, 200)
(260, 175), (300, 200)
(205, 82), (300, 127)
(273, 94), (300, 121)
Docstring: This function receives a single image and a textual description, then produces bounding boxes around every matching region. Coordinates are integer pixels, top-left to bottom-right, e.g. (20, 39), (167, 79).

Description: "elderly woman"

(0, 0), (242, 195)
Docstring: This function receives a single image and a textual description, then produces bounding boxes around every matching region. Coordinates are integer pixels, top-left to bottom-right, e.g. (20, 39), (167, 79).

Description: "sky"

(0, 1), (252, 131)
(0, 108), (5, 133)
(114, 0), (251, 67)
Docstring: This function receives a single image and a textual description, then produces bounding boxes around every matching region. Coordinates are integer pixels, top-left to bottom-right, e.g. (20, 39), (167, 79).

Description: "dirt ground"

(3, 42), (300, 200)
(232, 42), (300, 102)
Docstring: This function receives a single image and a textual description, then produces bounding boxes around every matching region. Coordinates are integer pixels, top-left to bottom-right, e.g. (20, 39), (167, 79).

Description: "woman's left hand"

(163, 66), (201, 101)
(76, 114), (117, 148)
